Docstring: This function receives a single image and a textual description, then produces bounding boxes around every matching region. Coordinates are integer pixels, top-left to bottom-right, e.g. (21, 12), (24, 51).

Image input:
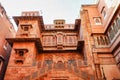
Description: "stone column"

(95, 64), (102, 80)
(93, 52), (102, 80)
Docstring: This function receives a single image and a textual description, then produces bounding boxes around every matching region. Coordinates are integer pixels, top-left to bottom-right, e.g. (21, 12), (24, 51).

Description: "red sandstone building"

(3, 0), (120, 80)
(0, 3), (16, 80)
(80, 0), (120, 79)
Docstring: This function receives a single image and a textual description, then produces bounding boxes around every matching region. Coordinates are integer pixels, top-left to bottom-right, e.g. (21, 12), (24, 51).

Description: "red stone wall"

(0, 4), (16, 80)
(81, 1), (120, 79)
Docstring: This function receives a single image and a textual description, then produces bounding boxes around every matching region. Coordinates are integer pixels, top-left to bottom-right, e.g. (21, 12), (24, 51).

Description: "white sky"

(0, 0), (95, 30)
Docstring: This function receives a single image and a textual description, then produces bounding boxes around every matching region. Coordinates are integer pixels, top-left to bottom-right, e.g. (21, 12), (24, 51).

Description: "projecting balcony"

(14, 56), (25, 64)
(6, 34), (43, 53)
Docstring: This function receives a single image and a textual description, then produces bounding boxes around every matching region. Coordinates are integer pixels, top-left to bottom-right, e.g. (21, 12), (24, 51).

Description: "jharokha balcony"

(14, 56), (25, 64)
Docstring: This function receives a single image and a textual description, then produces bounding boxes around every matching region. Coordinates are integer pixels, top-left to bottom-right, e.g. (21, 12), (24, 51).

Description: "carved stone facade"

(3, 0), (120, 80)
(4, 10), (95, 80)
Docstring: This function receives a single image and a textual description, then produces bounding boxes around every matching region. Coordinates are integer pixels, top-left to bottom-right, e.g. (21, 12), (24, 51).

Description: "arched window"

(44, 60), (52, 71)
(100, 36), (105, 45)
(108, 27), (114, 40)
(0, 11), (3, 17)
(20, 25), (32, 36)
(69, 36), (72, 43)
(53, 36), (56, 45)
(0, 8), (4, 17)
(97, 37), (100, 45)
(55, 61), (65, 70)
(101, 7), (106, 19)
(115, 52), (120, 63)
(0, 55), (5, 71)
(43, 36), (46, 43)
(116, 17), (120, 29)
(119, 12), (120, 17)
(57, 33), (63, 44)
(14, 48), (28, 64)
(94, 17), (102, 25)
(113, 23), (118, 34)
(106, 32), (110, 42)
(64, 36), (67, 44)
(96, 18), (100, 23)
(104, 36), (108, 45)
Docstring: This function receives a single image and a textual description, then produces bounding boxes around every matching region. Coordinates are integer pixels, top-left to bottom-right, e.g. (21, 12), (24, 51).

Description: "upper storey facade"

(12, 11), (81, 51)
(42, 19), (81, 51)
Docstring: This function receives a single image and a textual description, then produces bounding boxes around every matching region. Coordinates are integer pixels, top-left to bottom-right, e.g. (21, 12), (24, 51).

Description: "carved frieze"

(42, 32), (77, 49)
(39, 52), (86, 76)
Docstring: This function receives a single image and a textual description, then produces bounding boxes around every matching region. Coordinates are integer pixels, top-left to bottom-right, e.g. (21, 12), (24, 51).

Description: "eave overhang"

(6, 37), (43, 53)
(13, 16), (45, 32)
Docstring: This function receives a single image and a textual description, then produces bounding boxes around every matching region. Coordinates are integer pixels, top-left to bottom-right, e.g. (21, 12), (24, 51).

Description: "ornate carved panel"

(32, 71), (38, 79)
(64, 35), (77, 46)
(14, 48), (28, 64)
(54, 61), (65, 70)
(43, 35), (56, 46)
(57, 32), (63, 45)
(38, 52), (85, 76)
(42, 33), (77, 48)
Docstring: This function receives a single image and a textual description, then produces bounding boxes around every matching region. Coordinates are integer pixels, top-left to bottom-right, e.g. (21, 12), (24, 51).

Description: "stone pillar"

(93, 52), (102, 80)
(95, 64), (102, 80)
